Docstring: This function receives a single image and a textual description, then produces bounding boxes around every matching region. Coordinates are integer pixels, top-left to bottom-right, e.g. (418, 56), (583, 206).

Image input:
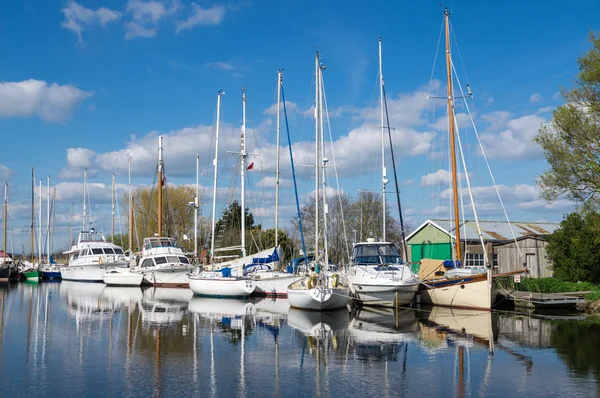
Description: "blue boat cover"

(443, 260), (462, 269)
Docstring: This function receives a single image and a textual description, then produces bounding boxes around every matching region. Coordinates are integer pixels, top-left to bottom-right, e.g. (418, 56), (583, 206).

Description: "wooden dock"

(498, 290), (585, 309)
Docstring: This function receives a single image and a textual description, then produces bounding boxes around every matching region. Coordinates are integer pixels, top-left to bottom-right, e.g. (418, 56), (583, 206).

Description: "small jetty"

(498, 290), (585, 310)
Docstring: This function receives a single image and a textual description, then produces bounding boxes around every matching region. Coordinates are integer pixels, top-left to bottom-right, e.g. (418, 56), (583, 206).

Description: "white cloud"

(553, 92), (561, 100)
(263, 101), (299, 116)
(421, 169), (469, 187)
(517, 198), (574, 211)
(529, 93), (542, 103)
(440, 184), (539, 203)
(536, 106), (554, 114)
(0, 165), (15, 181)
(176, 3), (225, 33)
(0, 80), (92, 122)
(124, 0), (179, 39)
(62, 1), (121, 44)
(255, 176), (292, 189)
(479, 114), (545, 160)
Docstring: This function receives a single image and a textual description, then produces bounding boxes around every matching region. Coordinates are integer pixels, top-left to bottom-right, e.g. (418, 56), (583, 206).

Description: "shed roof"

(406, 219), (560, 243)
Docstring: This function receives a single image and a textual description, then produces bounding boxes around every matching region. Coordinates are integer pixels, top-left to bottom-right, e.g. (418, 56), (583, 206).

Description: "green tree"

(535, 32), (600, 208)
(546, 211), (600, 283)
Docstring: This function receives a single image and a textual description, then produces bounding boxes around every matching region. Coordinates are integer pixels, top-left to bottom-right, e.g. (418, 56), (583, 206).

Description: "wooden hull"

(420, 274), (493, 310)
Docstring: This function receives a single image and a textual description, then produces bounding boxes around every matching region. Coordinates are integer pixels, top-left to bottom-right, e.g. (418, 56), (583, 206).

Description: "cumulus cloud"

(176, 3), (225, 33)
(124, 0), (179, 39)
(479, 113), (545, 160)
(440, 184), (539, 203)
(0, 165), (15, 181)
(62, 1), (121, 44)
(421, 169), (469, 187)
(0, 80), (92, 122)
(263, 101), (299, 116)
(529, 93), (542, 103)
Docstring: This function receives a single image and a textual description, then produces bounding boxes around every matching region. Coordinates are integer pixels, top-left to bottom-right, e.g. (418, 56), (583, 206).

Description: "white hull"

(252, 272), (303, 297)
(60, 265), (113, 282)
(188, 297), (256, 317)
(142, 267), (191, 287)
(420, 276), (493, 310)
(103, 271), (144, 286)
(189, 273), (256, 297)
(348, 280), (419, 307)
(287, 286), (349, 311)
(287, 307), (350, 336)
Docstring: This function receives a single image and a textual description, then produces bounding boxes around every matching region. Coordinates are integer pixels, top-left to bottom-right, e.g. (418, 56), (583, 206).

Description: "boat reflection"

(60, 281), (118, 324)
(140, 287), (192, 326)
(287, 307), (351, 339)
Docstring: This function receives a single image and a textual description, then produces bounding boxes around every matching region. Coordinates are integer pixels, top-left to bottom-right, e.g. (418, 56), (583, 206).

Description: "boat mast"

(314, 52), (320, 270)
(46, 175), (50, 262)
(318, 62), (329, 269)
(445, 8), (461, 261)
(240, 88), (247, 258)
(111, 173), (115, 242)
(275, 70), (282, 247)
(38, 179), (42, 264)
(83, 168), (88, 232)
(379, 37), (388, 242)
(128, 157), (133, 252)
(210, 91), (223, 262)
(30, 167), (35, 262)
(51, 188), (56, 257)
(157, 135), (164, 237)
(3, 183), (7, 264)
(194, 154), (199, 260)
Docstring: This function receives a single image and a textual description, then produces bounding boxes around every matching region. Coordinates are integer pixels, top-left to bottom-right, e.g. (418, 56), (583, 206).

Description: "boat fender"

(98, 257), (103, 264)
(331, 273), (338, 287)
(307, 277), (312, 289)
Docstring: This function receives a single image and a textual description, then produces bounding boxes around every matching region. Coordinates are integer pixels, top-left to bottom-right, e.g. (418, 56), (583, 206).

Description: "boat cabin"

(143, 237), (179, 251)
(352, 241), (405, 266)
(139, 254), (191, 268)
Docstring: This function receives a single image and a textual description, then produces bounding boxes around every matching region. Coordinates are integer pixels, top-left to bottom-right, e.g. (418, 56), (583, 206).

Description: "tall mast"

(157, 135), (164, 236)
(70, 202), (74, 246)
(82, 168), (88, 232)
(3, 183), (7, 264)
(379, 37), (388, 242)
(111, 173), (115, 242)
(240, 88), (247, 258)
(30, 167), (35, 262)
(47, 175), (50, 262)
(314, 51), (320, 268)
(128, 157), (133, 252)
(194, 154), (199, 259)
(275, 70), (282, 247)
(210, 91), (223, 262)
(51, 188), (56, 257)
(38, 179), (42, 264)
(445, 8), (461, 261)
(318, 62), (329, 269)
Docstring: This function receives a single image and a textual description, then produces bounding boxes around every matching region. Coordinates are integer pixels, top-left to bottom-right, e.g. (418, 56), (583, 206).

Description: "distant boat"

(22, 169), (40, 282)
(0, 183), (17, 282)
(60, 169), (129, 282)
(102, 268), (143, 286)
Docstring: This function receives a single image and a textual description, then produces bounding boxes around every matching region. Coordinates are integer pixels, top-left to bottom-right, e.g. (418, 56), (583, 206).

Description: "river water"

(0, 282), (598, 397)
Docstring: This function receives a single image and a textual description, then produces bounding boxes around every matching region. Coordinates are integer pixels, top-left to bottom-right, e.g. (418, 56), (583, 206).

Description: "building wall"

(408, 224), (451, 244)
(495, 237), (552, 278)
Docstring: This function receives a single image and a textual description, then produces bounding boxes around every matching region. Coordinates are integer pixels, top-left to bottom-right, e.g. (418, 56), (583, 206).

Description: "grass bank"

(494, 277), (600, 313)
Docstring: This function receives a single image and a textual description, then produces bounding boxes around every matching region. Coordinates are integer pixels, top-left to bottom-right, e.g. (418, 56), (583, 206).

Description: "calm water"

(0, 282), (598, 398)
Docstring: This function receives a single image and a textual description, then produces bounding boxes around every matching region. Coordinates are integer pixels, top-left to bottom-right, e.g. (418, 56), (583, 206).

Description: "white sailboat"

(60, 169), (129, 282)
(189, 90), (264, 297)
(347, 38), (420, 307)
(287, 52), (349, 311)
(133, 136), (194, 287)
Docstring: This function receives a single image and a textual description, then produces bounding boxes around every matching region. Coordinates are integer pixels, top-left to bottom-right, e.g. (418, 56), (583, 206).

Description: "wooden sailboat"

(287, 52), (349, 311)
(0, 182), (15, 282)
(419, 8), (493, 310)
(40, 176), (61, 280)
(23, 169), (40, 282)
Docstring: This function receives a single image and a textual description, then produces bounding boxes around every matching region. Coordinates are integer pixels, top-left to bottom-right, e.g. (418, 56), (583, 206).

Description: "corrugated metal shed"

(408, 219), (560, 242)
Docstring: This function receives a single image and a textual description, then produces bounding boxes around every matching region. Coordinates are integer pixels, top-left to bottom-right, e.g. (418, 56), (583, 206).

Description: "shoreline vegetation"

(495, 277), (600, 314)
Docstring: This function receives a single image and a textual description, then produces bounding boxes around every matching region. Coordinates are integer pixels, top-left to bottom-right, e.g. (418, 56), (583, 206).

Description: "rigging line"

(428, 16), (446, 97)
(382, 84), (409, 259)
(320, 74), (351, 262)
(451, 60), (523, 259)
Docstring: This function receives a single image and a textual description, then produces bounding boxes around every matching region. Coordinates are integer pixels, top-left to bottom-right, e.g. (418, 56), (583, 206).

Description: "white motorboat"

(347, 239), (420, 307)
(102, 268), (144, 286)
(134, 236), (193, 287)
(189, 269), (256, 297)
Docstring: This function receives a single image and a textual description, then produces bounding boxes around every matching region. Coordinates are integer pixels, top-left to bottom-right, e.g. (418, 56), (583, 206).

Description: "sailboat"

(22, 169), (41, 282)
(132, 135), (194, 287)
(418, 8), (516, 310)
(287, 52), (349, 311)
(249, 70), (304, 296)
(0, 182), (16, 282)
(40, 176), (61, 280)
(60, 169), (130, 282)
(347, 38), (420, 307)
(190, 89), (281, 297)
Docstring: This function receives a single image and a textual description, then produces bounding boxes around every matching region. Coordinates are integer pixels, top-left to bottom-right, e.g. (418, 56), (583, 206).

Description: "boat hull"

(252, 272), (303, 297)
(189, 274), (256, 297)
(419, 274), (493, 310)
(141, 268), (191, 288)
(41, 271), (62, 280)
(23, 270), (41, 282)
(60, 265), (112, 282)
(348, 281), (419, 307)
(0, 266), (9, 282)
(287, 286), (349, 311)
(103, 272), (144, 287)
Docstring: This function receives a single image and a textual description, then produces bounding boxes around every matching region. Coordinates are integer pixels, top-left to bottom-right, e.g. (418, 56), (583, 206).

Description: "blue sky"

(0, 0), (598, 253)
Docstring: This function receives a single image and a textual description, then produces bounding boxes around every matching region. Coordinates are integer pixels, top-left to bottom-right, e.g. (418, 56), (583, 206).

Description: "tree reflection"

(551, 318), (600, 379)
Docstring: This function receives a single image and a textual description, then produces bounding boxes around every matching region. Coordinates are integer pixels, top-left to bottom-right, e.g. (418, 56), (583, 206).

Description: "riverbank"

(495, 277), (600, 314)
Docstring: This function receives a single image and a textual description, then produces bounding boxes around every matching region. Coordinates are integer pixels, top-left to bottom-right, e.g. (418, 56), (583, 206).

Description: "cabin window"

(141, 259), (153, 267)
(71, 253), (79, 260)
(154, 257), (168, 265)
(114, 248), (124, 255)
(179, 256), (190, 264)
(160, 239), (171, 247)
(92, 248), (104, 255)
(103, 248), (115, 254)
(151, 239), (160, 248)
(167, 256), (179, 264)
(465, 253), (485, 267)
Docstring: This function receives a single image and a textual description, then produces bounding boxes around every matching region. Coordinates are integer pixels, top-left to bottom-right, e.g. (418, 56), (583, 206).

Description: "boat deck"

(498, 290), (585, 309)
